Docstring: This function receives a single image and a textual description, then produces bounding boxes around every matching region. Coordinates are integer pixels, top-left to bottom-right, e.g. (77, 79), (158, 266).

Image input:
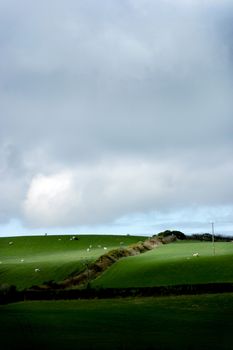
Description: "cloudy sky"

(1, 0), (233, 237)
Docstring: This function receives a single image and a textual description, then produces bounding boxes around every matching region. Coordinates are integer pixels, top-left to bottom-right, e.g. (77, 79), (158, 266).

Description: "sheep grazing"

(103, 247), (107, 250)
(20, 259), (24, 262)
(58, 238), (62, 241)
(69, 236), (78, 241)
(193, 253), (199, 257)
(34, 268), (40, 272)
(9, 241), (13, 245)
(86, 248), (90, 252)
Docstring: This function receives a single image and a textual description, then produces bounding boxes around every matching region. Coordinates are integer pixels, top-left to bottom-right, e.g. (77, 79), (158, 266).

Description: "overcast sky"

(1, 0), (233, 236)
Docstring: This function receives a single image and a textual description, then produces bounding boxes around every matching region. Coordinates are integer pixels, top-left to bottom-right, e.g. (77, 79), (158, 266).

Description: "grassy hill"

(0, 234), (144, 290)
(1, 235), (233, 291)
(1, 235), (233, 350)
(92, 241), (233, 288)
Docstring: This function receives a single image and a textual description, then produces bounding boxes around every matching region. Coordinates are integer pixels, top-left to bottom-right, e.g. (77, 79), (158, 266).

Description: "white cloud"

(22, 156), (233, 227)
(23, 172), (75, 226)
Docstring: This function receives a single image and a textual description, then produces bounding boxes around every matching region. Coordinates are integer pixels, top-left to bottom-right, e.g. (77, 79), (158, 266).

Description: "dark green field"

(0, 293), (233, 350)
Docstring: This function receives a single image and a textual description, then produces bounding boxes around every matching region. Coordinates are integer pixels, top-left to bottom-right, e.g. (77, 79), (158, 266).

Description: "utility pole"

(211, 222), (215, 256)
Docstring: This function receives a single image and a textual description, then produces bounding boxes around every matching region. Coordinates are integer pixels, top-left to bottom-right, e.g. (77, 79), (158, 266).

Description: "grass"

(92, 241), (233, 288)
(1, 236), (233, 291)
(1, 237), (233, 349)
(0, 234), (145, 290)
(0, 293), (233, 350)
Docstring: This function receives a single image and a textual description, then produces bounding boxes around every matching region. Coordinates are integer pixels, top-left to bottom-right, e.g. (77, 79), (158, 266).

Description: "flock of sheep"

(4, 236), (112, 273)
(4, 237), (201, 274)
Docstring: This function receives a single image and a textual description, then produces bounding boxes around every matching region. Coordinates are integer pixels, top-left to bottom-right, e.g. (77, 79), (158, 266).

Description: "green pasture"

(92, 241), (233, 288)
(0, 235), (144, 290)
(0, 293), (233, 350)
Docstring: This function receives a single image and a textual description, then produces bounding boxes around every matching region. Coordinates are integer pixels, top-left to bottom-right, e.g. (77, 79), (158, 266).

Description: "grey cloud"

(0, 0), (233, 229)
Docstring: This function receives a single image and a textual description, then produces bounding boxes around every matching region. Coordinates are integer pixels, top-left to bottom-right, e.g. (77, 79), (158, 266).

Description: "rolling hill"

(0, 234), (144, 290)
(91, 241), (233, 288)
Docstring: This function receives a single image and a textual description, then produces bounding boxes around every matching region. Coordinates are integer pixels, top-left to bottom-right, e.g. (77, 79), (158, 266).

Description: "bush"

(156, 230), (186, 240)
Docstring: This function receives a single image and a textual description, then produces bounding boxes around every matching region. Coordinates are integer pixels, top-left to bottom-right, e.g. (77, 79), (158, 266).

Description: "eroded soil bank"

(32, 235), (175, 290)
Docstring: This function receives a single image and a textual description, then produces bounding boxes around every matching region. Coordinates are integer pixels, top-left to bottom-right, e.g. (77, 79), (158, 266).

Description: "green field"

(1, 236), (233, 291)
(92, 241), (233, 288)
(0, 235), (144, 290)
(1, 236), (233, 349)
(0, 293), (233, 350)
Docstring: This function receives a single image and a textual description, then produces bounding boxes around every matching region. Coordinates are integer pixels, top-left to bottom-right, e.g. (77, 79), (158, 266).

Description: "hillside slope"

(92, 241), (233, 288)
(0, 235), (145, 290)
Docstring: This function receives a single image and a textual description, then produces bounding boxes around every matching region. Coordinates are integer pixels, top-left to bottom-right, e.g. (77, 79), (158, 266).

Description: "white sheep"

(103, 247), (107, 250)
(20, 259), (24, 262)
(9, 241), (13, 245)
(34, 268), (40, 272)
(58, 238), (62, 241)
(193, 253), (199, 257)
(86, 248), (90, 252)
